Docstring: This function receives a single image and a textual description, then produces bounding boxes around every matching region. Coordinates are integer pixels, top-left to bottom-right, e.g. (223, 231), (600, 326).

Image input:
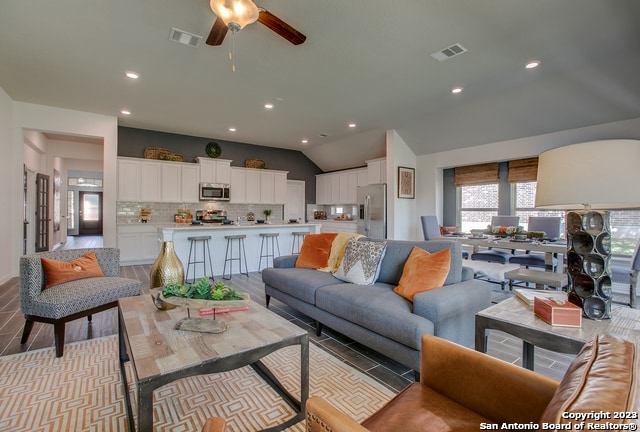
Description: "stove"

(197, 209), (228, 223)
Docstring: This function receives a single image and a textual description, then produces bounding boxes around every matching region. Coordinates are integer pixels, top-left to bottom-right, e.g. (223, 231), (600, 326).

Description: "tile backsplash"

(117, 202), (283, 224)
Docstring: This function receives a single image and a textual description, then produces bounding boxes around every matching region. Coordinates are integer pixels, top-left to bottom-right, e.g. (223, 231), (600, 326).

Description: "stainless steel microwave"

(199, 183), (230, 201)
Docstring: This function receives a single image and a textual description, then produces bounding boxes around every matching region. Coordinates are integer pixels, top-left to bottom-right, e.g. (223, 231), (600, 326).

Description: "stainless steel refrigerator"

(357, 184), (387, 239)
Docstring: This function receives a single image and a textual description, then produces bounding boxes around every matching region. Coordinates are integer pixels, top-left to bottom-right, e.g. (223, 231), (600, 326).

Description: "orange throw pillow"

(393, 247), (451, 301)
(295, 233), (338, 269)
(41, 251), (105, 289)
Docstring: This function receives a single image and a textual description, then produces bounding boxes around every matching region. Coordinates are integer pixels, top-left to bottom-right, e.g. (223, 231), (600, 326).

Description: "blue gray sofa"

(262, 238), (492, 374)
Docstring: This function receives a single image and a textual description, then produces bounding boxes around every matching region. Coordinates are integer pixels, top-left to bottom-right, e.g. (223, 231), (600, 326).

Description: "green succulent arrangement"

(162, 277), (243, 301)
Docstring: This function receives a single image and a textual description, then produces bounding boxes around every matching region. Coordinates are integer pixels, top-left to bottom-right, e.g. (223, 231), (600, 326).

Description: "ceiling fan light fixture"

(210, 0), (259, 30)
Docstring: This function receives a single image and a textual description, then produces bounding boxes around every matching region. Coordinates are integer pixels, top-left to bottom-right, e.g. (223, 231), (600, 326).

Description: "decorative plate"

(206, 141), (221, 158)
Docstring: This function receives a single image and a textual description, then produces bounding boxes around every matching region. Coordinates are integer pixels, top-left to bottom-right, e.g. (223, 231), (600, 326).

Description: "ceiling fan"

(206, 0), (306, 46)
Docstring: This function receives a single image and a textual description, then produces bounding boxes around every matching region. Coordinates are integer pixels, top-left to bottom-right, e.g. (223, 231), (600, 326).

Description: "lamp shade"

(535, 139), (640, 210)
(210, 0), (259, 30)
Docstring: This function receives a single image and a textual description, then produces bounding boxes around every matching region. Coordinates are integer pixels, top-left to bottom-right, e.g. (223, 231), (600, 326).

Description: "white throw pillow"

(333, 238), (387, 285)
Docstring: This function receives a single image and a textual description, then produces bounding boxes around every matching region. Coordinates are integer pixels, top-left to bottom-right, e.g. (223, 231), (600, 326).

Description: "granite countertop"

(153, 222), (321, 230)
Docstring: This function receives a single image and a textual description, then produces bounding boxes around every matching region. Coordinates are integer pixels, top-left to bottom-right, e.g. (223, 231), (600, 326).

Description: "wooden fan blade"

(257, 10), (306, 45)
(206, 16), (228, 46)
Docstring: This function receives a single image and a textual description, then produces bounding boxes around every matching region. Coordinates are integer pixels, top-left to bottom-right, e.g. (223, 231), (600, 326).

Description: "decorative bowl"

(256, 220), (265, 224)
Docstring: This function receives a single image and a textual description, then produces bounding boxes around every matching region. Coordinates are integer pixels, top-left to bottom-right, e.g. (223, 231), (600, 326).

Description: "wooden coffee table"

(118, 295), (309, 432)
(475, 297), (640, 370)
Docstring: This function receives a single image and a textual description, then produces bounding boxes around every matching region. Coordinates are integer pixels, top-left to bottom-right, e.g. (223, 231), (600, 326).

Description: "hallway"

(55, 235), (103, 250)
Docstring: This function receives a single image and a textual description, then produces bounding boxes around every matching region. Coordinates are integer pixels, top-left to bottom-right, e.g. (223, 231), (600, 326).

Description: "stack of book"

(513, 288), (568, 307)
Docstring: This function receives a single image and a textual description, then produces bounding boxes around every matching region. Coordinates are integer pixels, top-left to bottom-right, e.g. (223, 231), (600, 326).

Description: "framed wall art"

(398, 166), (415, 199)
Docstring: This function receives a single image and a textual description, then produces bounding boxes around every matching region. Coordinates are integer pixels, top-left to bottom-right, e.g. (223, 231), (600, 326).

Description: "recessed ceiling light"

(228, 127), (236, 132)
(121, 110), (131, 115)
(301, 139), (308, 144)
(125, 71), (139, 79)
(525, 61), (540, 69)
(451, 87), (463, 94)
(348, 123), (357, 128)
(264, 103), (274, 109)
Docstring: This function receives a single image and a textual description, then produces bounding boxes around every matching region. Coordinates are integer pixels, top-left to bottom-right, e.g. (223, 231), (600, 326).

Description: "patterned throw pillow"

(333, 238), (387, 285)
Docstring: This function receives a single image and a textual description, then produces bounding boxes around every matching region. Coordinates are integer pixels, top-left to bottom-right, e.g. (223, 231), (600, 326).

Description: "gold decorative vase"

(150, 241), (184, 310)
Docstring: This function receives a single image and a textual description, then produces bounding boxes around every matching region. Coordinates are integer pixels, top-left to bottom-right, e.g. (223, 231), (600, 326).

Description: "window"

(610, 209), (640, 256)
(67, 191), (75, 230)
(513, 182), (564, 232)
(458, 184), (498, 232)
(68, 177), (102, 187)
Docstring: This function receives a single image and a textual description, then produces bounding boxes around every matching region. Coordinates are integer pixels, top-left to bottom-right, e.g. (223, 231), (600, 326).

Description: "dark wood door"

(35, 173), (50, 252)
(79, 192), (103, 235)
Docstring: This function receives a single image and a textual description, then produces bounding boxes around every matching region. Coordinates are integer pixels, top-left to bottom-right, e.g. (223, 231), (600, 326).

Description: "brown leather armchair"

(201, 417), (226, 432)
(306, 333), (638, 431)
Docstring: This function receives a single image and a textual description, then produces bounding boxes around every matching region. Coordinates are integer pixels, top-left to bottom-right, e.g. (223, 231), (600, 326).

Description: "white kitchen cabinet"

(230, 167), (246, 203)
(245, 170), (261, 203)
(118, 157), (200, 203)
(197, 157), (232, 184)
(274, 172), (287, 204)
(367, 157), (387, 185)
(161, 162), (181, 202)
(139, 161), (161, 202)
(260, 171), (275, 203)
(230, 167), (288, 204)
(118, 157), (161, 202)
(357, 168), (368, 187)
(345, 171), (359, 204)
(180, 163), (200, 203)
(330, 174), (340, 203)
(117, 224), (159, 264)
(316, 168), (365, 205)
(316, 175), (327, 205)
(118, 158), (139, 201)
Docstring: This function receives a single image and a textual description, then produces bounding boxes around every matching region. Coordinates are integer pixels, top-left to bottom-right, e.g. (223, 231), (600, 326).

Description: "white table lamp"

(535, 139), (640, 319)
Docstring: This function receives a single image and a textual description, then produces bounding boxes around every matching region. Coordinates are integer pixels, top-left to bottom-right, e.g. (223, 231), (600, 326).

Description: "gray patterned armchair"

(20, 248), (142, 357)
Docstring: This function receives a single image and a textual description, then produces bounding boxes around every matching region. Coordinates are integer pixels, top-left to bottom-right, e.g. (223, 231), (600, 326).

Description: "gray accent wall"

(118, 126), (323, 203)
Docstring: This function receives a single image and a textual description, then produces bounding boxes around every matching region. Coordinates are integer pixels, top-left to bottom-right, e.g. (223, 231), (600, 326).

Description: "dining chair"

(471, 215), (520, 264)
(420, 216), (441, 240)
(421, 215), (469, 258)
(509, 216), (561, 270)
(611, 239), (640, 308)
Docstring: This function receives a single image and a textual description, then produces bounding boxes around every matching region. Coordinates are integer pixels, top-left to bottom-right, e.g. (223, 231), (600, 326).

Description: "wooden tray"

(150, 288), (250, 310)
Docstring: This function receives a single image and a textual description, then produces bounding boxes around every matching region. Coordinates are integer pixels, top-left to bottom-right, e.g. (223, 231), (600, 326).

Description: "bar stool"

(185, 236), (213, 283)
(223, 235), (248, 280)
(291, 231), (309, 254)
(259, 233), (281, 271)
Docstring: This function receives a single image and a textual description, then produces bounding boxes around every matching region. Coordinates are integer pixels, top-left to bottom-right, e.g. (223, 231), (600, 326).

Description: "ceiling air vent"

(169, 28), (202, 47)
(430, 43), (467, 62)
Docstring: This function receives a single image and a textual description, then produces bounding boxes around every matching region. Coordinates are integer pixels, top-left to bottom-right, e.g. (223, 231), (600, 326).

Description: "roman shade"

(508, 157), (538, 183)
(454, 163), (499, 186)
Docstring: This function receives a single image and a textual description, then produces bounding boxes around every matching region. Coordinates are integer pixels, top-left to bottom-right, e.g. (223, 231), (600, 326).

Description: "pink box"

(534, 297), (582, 327)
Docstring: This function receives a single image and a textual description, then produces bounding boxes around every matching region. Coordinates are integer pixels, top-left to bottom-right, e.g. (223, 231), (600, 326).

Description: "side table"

(475, 297), (640, 370)
(505, 268), (568, 290)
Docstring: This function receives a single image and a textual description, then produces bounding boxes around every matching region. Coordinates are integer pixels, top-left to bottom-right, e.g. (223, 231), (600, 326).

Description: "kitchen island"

(155, 222), (322, 277)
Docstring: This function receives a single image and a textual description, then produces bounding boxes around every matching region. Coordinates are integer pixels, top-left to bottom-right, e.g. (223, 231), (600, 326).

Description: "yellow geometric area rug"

(0, 336), (396, 431)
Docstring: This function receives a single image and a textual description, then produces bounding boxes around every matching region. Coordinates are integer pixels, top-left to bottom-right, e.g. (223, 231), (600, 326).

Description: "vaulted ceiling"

(1, 0), (639, 171)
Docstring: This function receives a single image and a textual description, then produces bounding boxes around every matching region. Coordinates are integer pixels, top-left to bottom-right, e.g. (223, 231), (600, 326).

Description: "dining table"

(449, 234), (568, 272)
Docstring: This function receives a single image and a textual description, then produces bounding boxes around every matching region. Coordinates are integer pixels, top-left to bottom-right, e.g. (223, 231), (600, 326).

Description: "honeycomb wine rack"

(566, 210), (612, 320)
